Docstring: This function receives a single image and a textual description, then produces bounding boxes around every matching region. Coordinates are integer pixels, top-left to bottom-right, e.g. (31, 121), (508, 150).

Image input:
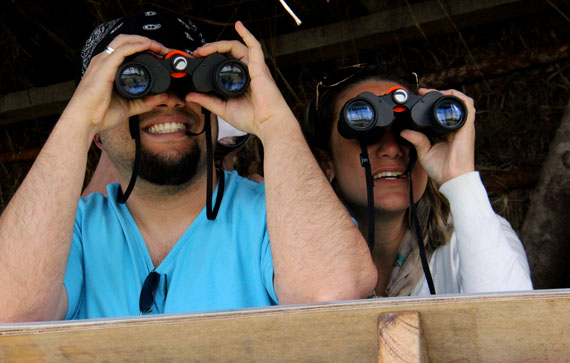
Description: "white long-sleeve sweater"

(412, 171), (533, 295)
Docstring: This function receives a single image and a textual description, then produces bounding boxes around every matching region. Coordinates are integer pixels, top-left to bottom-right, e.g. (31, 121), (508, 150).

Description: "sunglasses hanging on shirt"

(139, 270), (168, 315)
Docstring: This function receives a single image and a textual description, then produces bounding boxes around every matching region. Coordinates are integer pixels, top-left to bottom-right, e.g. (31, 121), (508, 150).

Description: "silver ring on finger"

(104, 46), (114, 55)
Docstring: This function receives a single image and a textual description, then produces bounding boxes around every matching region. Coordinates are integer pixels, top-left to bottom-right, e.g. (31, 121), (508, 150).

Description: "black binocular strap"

(358, 143), (436, 295)
(117, 115), (141, 204)
(359, 141), (375, 254)
(116, 111), (225, 222)
(202, 108), (224, 220)
(405, 149), (436, 295)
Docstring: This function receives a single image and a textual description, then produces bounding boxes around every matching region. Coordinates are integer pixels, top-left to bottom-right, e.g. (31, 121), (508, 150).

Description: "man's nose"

(155, 90), (185, 108)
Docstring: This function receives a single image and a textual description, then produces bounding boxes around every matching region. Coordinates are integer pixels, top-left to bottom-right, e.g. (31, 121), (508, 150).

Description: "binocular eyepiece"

(338, 87), (467, 141)
(115, 50), (250, 99)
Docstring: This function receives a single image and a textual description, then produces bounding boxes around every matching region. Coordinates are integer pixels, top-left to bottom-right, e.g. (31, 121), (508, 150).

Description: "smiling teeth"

(374, 171), (406, 179)
(146, 122), (187, 134)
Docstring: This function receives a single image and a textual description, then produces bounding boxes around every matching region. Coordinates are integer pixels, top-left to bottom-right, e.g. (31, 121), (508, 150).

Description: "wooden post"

(377, 311), (429, 363)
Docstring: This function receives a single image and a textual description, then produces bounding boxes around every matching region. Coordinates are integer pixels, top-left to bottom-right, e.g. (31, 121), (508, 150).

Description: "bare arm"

(0, 117), (94, 321)
(259, 109), (377, 303)
(0, 35), (171, 322)
(189, 22), (377, 303)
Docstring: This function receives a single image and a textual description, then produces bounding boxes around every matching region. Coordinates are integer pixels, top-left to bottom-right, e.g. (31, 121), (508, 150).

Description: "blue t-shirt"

(64, 171), (277, 319)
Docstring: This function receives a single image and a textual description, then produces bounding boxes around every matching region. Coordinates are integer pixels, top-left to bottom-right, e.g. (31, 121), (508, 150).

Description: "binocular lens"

(218, 63), (247, 93)
(435, 100), (464, 127)
(118, 65), (151, 97)
(345, 101), (375, 129)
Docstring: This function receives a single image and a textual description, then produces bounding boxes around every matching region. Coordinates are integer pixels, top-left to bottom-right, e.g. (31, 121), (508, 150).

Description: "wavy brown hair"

(302, 64), (452, 252)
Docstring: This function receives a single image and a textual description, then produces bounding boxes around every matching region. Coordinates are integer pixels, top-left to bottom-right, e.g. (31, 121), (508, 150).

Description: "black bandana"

(80, 10), (207, 76)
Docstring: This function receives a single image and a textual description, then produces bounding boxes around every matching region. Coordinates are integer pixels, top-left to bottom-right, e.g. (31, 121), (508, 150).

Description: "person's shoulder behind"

(77, 183), (119, 215)
(217, 170), (267, 225)
(224, 170), (266, 200)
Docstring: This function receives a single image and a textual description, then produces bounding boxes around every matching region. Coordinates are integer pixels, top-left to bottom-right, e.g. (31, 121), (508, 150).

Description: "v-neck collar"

(107, 175), (224, 274)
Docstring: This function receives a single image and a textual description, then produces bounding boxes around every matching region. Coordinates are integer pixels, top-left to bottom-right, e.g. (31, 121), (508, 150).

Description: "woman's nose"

(372, 128), (406, 159)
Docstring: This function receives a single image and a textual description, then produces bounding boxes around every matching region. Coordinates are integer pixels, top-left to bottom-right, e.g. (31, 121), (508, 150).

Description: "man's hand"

(185, 21), (294, 139)
(64, 34), (173, 135)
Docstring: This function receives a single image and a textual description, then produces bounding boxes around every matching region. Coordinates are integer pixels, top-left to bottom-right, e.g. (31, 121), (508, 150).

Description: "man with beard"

(0, 10), (376, 321)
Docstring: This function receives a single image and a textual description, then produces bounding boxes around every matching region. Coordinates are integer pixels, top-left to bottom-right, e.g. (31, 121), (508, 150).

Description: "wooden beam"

(268, 0), (550, 64)
(0, 81), (75, 126)
(0, 149), (41, 163)
(0, 290), (569, 362)
(358, 0), (391, 14)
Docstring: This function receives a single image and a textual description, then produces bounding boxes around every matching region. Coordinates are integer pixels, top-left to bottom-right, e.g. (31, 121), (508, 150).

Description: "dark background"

(1, 0), (569, 288)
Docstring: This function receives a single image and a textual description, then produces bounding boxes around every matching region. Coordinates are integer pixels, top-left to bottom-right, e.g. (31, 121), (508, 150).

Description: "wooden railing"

(1, 289), (568, 362)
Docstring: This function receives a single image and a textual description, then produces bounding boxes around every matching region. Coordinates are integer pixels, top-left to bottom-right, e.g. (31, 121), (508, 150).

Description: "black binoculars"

(114, 50), (250, 99)
(338, 88), (467, 141)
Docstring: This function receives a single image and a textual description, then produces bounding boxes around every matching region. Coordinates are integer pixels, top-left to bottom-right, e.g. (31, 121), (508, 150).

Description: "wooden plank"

(0, 149), (41, 163)
(358, 0), (392, 14)
(0, 290), (568, 362)
(0, 81), (75, 126)
(377, 311), (429, 362)
(269, 0), (549, 64)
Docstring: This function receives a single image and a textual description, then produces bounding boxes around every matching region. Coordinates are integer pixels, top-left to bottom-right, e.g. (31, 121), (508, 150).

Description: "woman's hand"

(63, 34), (172, 135)
(400, 88), (476, 185)
(186, 21), (293, 138)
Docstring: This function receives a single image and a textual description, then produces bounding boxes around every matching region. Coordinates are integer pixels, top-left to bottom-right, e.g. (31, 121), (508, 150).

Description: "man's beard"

(137, 142), (202, 186)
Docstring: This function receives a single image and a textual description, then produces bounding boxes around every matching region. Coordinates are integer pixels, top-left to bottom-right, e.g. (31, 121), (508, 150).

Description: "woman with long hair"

(302, 64), (532, 296)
